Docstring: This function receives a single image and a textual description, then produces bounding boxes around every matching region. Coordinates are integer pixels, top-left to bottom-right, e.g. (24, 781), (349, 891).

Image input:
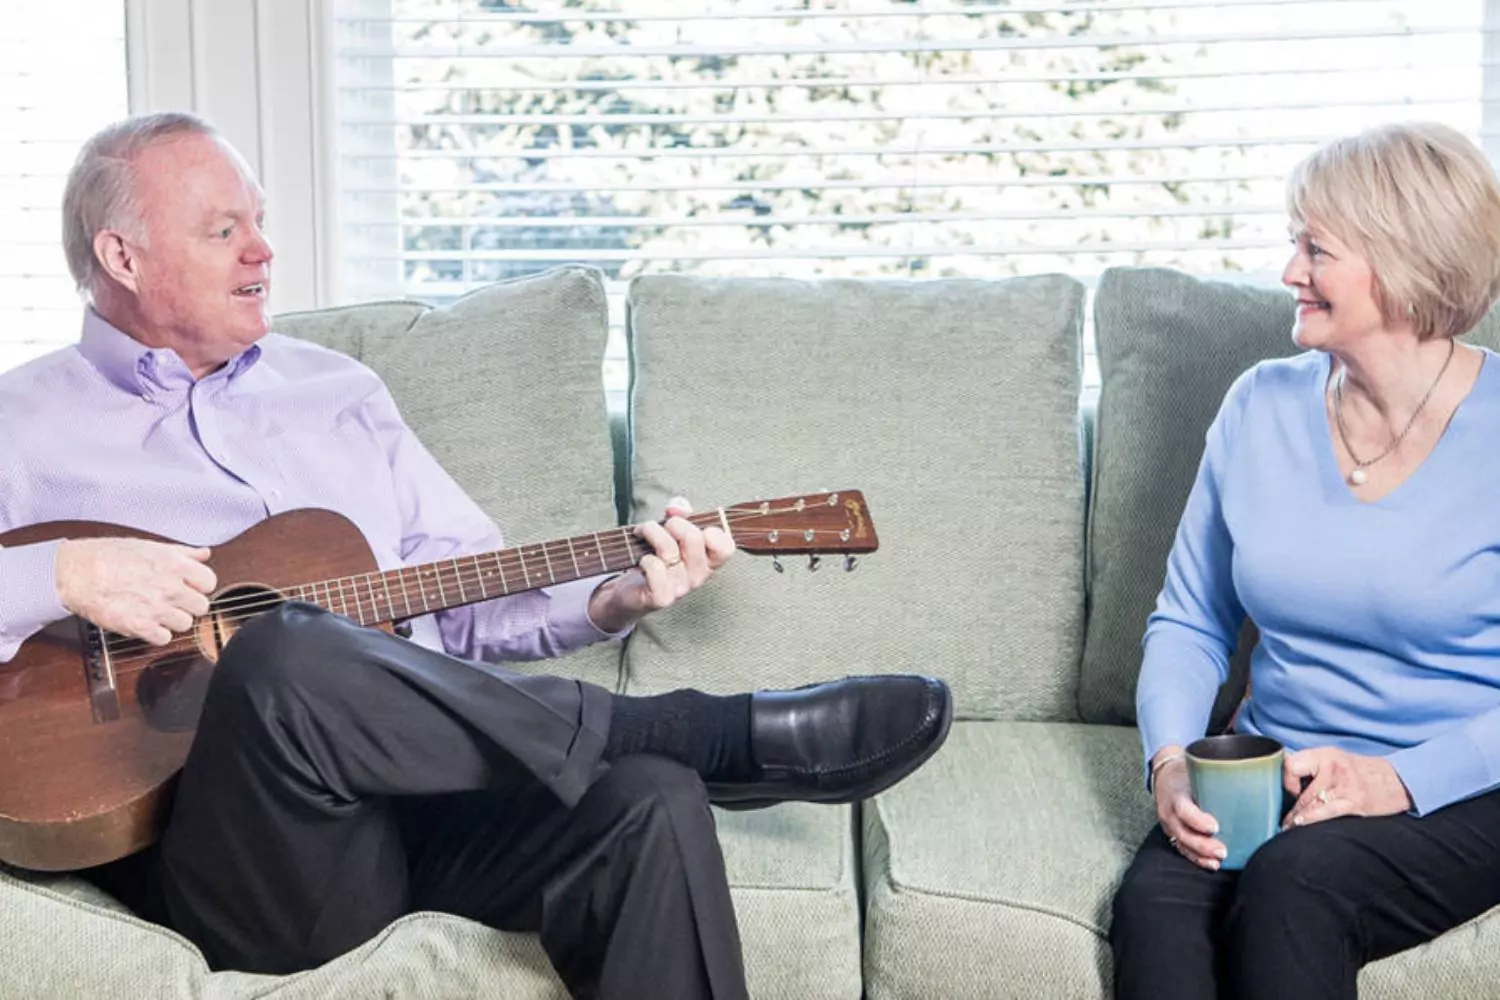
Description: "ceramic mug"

(1186, 734), (1285, 870)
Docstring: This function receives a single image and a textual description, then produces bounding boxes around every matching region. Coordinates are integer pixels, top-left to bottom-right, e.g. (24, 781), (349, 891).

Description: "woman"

(1111, 120), (1500, 1000)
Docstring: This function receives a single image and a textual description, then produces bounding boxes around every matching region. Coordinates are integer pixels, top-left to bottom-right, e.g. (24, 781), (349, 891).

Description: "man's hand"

(55, 538), (217, 646)
(1281, 746), (1413, 829)
(1152, 747), (1227, 870)
(587, 497), (735, 634)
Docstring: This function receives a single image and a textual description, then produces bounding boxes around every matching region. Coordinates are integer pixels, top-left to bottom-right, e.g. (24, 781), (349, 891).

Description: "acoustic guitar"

(0, 490), (878, 872)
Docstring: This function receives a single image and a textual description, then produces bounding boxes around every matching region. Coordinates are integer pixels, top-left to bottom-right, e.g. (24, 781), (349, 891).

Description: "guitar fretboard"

(285, 524), (669, 626)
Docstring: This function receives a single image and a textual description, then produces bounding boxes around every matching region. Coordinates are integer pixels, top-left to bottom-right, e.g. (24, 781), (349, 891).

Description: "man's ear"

(93, 229), (141, 294)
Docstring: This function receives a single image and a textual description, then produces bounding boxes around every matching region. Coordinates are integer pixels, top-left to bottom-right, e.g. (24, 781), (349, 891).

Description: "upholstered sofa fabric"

(862, 721), (1154, 999)
(1, 863), (569, 999)
(274, 266), (623, 691)
(0, 804), (859, 1000)
(624, 273), (1088, 722)
(1079, 268), (1299, 726)
(715, 806), (863, 999)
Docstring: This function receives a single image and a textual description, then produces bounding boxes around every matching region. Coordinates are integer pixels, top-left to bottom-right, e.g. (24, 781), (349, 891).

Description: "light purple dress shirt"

(0, 309), (617, 664)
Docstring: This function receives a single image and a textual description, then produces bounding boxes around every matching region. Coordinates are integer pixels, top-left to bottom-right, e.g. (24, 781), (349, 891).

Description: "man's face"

(125, 133), (273, 368)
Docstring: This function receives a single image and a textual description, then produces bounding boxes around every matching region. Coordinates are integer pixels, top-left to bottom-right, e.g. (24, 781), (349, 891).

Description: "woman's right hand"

(1152, 748), (1228, 871)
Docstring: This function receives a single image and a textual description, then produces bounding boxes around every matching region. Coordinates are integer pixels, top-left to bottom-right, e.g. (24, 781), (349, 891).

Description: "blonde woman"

(1111, 121), (1500, 999)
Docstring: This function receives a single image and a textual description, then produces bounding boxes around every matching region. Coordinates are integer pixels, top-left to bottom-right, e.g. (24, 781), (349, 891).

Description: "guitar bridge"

(80, 621), (121, 723)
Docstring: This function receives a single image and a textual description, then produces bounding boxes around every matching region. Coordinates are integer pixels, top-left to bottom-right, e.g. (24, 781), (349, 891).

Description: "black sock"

(604, 689), (760, 782)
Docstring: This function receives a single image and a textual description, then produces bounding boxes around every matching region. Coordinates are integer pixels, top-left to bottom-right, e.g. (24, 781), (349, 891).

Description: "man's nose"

(244, 229), (274, 264)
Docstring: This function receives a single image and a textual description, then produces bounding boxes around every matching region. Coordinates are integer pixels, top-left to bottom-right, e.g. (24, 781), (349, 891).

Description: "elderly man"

(0, 112), (951, 1000)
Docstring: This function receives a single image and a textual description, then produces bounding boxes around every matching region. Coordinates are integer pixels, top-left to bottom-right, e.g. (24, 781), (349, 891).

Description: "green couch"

(3, 265), (1497, 998)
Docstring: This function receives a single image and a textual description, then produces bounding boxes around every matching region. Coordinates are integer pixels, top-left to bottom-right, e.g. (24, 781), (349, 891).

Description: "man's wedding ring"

(1317, 788), (1331, 805)
(663, 555), (683, 568)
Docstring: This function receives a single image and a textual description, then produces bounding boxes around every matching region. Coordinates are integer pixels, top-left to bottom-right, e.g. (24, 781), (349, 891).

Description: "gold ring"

(663, 556), (683, 568)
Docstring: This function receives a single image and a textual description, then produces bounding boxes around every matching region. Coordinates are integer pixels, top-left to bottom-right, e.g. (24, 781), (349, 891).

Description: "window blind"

(0, 0), (129, 374)
(330, 0), (1497, 385)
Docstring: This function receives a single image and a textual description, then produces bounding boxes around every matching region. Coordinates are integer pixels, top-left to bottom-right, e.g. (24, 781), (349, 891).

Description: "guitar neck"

(288, 522), (662, 627)
(283, 490), (878, 627)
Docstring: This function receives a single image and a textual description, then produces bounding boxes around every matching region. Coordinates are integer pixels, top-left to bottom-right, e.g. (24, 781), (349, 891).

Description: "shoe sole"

(709, 679), (956, 811)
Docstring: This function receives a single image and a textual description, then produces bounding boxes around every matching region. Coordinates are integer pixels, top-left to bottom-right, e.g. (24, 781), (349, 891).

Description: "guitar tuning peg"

(844, 554), (859, 572)
(808, 554), (821, 572)
(773, 555), (785, 574)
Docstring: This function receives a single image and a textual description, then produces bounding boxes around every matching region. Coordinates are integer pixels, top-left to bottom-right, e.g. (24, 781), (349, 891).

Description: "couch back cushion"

(273, 265), (622, 688)
(1080, 268), (1299, 725)
(624, 274), (1086, 721)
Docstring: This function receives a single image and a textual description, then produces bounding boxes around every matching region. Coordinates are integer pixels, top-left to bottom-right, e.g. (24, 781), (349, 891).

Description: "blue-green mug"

(1186, 734), (1285, 870)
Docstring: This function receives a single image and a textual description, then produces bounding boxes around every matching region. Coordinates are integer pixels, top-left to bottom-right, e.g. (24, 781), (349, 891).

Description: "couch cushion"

(861, 720), (1500, 999)
(862, 721), (1154, 999)
(624, 274), (1087, 720)
(1, 808), (858, 1000)
(0, 865), (570, 999)
(1079, 268), (1298, 726)
(274, 266), (621, 689)
(717, 805), (862, 999)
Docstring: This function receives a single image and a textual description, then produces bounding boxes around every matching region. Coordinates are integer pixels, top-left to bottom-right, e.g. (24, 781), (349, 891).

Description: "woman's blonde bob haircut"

(1287, 121), (1500, 340)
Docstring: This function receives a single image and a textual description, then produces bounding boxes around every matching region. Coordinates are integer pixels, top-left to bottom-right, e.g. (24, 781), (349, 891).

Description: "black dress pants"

(1111, 788), (1500, 1000)
(89, 602), (748, 1000)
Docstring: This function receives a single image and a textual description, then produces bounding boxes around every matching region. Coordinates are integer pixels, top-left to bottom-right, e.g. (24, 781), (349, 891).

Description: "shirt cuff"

(1387, 731), (1494, 817)
(544, 575), (633, 649)
(0, 539), (70, 639)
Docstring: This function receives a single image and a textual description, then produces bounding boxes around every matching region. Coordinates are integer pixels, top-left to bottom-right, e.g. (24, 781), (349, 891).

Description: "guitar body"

(0, 509), (378, 871)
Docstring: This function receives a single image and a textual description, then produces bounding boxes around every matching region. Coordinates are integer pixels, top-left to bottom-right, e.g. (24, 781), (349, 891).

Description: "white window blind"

(0, 0), (129, 373)
(331, 0), (1497, 383)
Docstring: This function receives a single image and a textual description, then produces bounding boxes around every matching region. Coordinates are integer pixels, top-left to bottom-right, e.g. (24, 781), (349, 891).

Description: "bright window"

(0, 0), (130, 373)
(329, 0), (1493, 386)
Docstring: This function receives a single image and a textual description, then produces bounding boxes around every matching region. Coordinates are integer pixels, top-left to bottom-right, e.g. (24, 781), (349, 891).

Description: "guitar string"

(101, 513), (859, 673)
(96, 502), (860, 670)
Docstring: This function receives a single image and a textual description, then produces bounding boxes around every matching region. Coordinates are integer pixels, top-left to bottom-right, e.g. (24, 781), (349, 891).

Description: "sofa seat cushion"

(0, 865), (569, 999)
(624, 273), (1087, 720)
(862, 721), (1154, 999)
(1, 805), (858, 1000)
(862, 721), (1500, 999)
(273, 266), (621, 690)
(716, 804), (862, 999)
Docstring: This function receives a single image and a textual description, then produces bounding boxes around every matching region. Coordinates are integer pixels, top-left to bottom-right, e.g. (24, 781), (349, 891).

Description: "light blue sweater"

(1137, 348), (1500, 816)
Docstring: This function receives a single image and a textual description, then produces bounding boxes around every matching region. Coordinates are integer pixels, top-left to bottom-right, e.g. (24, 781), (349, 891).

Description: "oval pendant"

(1349, 468), (1368, 486)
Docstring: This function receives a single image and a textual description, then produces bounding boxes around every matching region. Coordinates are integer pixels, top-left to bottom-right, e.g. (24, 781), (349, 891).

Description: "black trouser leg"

(1225, 789), (1500, 1000)
(404, 755), (748, 1000)
(1111, 825), (1237, 1000)
(1112, 789), (1500, 1000)
(151, 602), (613, 973)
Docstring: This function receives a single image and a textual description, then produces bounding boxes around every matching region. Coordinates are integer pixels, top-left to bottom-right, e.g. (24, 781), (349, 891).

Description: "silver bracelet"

(1150, 751), (1186, 784)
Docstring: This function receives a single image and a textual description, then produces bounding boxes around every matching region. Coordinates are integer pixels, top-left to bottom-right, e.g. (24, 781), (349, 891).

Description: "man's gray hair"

(61, 111), (218, 294)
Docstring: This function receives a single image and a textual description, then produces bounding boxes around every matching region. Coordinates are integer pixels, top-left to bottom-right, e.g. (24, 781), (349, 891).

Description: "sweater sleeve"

(1136, 369), (1256, 773)
(1386, 707), (1500, 816)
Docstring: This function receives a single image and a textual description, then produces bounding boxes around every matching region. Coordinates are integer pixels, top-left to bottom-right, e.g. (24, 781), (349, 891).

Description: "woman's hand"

(1282, 747), (1413, 829)
(1152, 747), (1227, 870)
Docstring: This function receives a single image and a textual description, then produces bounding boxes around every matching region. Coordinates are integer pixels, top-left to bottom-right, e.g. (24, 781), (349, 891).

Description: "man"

(0, 112), (951, 999)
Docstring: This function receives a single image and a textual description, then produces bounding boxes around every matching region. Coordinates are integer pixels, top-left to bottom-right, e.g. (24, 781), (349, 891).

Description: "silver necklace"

(1332, 338), (1455, 486)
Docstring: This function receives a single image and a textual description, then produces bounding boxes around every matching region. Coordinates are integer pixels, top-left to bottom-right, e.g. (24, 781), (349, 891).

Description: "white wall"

(130, 0), (333, 312)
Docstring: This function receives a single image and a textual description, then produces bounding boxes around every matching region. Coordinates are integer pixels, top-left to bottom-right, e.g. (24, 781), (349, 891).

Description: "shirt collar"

(77, 308), (265, 396)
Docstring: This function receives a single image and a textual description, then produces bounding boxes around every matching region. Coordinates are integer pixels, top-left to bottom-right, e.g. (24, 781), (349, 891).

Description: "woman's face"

(1281, 222), (1389, 351)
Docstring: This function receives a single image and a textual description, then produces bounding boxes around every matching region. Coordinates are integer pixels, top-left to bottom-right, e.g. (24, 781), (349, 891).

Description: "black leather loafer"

(706, 674), (952, 810)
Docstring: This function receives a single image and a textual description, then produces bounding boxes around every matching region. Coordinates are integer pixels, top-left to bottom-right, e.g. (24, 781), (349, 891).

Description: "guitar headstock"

(717, 490), (879, 561)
